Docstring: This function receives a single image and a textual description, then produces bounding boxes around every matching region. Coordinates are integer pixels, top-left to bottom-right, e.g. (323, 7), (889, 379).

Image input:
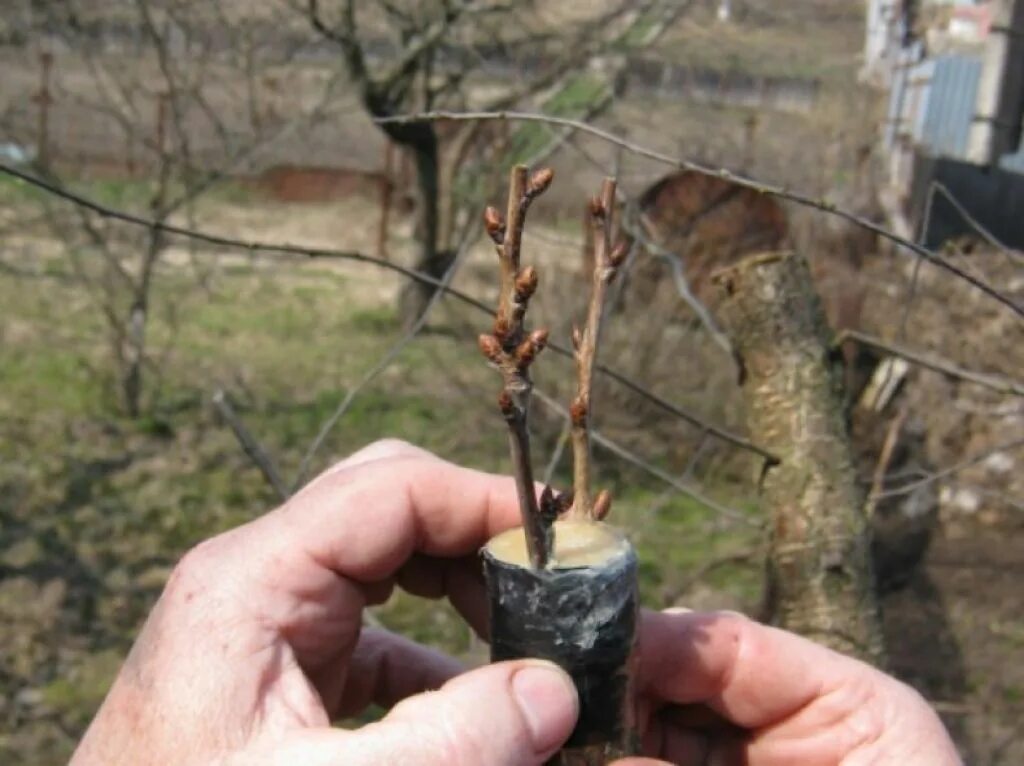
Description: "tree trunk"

(713, 251), (886, 666)
(397, 130), (454, 327)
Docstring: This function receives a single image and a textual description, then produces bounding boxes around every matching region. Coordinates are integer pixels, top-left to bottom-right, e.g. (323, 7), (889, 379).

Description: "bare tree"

(8, 0), (339, 416)
(305, 0), (686, 324)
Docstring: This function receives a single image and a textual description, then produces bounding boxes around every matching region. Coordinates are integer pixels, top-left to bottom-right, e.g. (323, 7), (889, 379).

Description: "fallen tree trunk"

(713, 251), (886, 665)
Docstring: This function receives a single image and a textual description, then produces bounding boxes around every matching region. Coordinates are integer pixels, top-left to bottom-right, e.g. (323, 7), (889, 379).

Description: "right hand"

(618, 609), (962, 765)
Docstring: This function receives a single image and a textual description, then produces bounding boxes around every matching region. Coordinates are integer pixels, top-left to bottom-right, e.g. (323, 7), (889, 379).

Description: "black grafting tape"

(483, 525), (639, 763)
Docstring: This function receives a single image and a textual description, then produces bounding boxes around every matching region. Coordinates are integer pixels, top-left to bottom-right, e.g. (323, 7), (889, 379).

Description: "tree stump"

(713, 251), (886, 665)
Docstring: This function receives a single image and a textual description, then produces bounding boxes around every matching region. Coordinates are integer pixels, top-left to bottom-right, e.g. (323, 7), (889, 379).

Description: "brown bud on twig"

(593, 488), (612, 520)
(492, 315), (511, 343)
(609, 240), (630, 268)
(514, 265), (539, 302)
(478, 333), (504, 364)
(515, 328), (549, 369)
(483, 206), (505, 244)
(540, 485), (557, 519)
(527, 167), (554, 198)
(556, 489), (575, 515)
(571, 324), (583, 351)
(588, 195), (606, 220)
(570, 395), (588, 427)
(497, 390), (515, 418)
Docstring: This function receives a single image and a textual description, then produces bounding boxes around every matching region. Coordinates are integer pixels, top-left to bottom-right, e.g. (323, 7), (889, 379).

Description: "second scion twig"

(569, 177), (629, 521)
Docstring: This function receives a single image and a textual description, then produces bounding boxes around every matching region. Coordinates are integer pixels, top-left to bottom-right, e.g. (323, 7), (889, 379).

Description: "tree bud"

(515, 328), (549, 368)
(497, 390), (515, 417)
(483, 206), (505, 243)
(478, 333), (503, 363)
(593, 489), (612, 520)
(514, 266), (538, 301)
(570, 395), (588, 427)
(609, 240), (630, 268)
(527, 167), (554, 197)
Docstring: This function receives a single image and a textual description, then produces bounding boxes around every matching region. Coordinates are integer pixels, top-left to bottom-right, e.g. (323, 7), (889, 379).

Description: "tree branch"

(212, 389), (289, 501)
(374, 110), (1024, 320)
(836, 329), (1024, 398)
(875, 436), (1024, 500)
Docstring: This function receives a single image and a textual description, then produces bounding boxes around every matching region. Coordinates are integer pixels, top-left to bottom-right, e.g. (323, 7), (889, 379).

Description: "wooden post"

(713, 252), (886, 666)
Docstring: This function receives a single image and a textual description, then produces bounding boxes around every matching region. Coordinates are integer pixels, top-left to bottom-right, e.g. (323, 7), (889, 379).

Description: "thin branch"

(620, 209), (734, 360)
(932, 181), (1024, 266)
(293, 234), (469, 490)
(864, 406), (907, 519)
(478, 164), (555, 568)
(0, 162), (777, 465)
(663, 548), (759, 603)
(374, 110), (1024, 319)
(836, 329), (1024, 398)
(569, 178), (628, 520)
(212, 389), (288, 501)
(542, 422), (572, 487)
(875, 436), (1024, 500)
(531, 390), (755, 526)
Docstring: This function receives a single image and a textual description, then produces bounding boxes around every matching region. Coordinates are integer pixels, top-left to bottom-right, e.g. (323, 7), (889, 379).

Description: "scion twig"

(569, 177), (629, 520)
(479, 164), (555, 569)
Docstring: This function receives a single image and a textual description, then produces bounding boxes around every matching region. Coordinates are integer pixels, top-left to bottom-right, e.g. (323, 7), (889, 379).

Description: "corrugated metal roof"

(918, 54), (982, 159)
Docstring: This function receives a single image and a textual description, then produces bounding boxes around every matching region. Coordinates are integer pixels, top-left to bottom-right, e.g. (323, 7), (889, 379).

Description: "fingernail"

(512, 661), (578, 753)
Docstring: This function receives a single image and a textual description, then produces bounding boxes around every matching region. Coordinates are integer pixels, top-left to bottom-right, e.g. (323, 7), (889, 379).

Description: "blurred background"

(1, 1), (1022, 762)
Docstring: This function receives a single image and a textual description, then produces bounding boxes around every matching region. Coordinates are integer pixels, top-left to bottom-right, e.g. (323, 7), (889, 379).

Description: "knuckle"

(166, 534), (231, 594)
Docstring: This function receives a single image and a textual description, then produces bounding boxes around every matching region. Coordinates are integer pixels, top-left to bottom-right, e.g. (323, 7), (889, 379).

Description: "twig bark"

(569, 178), (629, 520)
(479, 164), (555, 568)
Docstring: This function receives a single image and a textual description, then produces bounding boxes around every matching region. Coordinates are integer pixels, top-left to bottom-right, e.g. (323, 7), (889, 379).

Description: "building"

(870, 0), (1024, 247)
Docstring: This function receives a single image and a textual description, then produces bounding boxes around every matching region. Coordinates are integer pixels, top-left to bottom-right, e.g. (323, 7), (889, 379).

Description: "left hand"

(71, 440), (579, 765)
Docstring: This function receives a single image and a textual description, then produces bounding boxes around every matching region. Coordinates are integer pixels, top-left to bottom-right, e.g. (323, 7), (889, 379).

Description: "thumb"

(342, 659), (579, 765)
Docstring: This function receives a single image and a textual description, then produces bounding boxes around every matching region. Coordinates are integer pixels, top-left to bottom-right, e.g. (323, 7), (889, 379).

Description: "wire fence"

(3, 102), (1022, 521)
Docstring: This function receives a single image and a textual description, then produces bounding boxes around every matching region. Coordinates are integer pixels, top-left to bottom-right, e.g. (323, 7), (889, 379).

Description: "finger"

(337, 660), (578, 765)
(219, 729), (355, 766)
(331, 628), (465, 719)
(272, 451), (523, 583)
(396, 553), (489, 637)
(636, 609), (846, 729)
(300, 439), (438, 494)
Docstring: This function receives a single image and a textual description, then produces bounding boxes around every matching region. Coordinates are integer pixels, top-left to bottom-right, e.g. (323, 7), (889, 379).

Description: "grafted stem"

(480, 163), (554, 568)
(569, 177), (629, 520)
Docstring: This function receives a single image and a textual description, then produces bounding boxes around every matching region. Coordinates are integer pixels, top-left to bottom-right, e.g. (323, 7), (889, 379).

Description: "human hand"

(618, 609), (963, 765)
(71, 440), (579, 765)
